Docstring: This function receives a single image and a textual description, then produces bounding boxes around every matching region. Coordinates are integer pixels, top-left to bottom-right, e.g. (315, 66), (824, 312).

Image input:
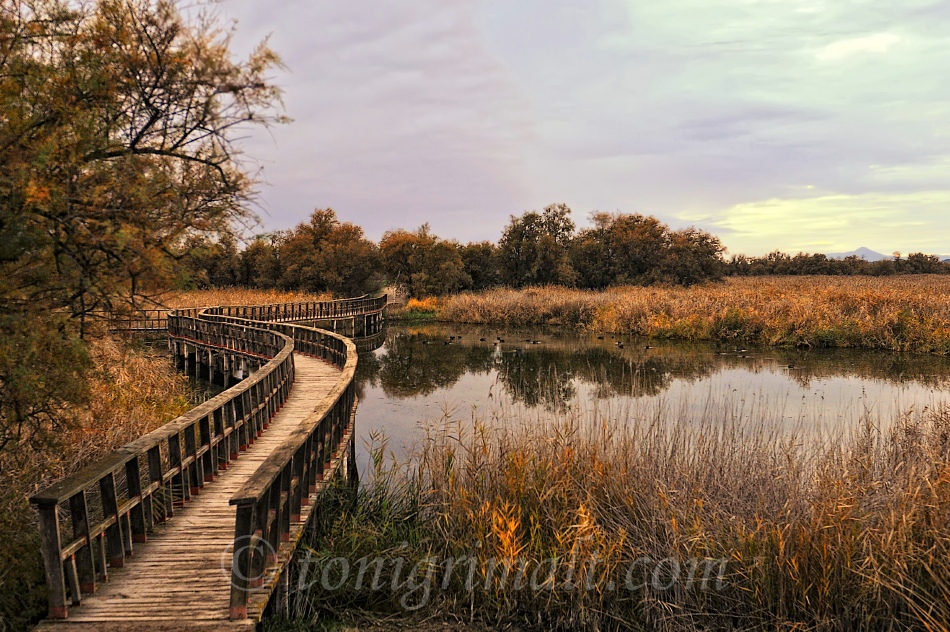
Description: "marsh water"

(352, 323), (950, 466)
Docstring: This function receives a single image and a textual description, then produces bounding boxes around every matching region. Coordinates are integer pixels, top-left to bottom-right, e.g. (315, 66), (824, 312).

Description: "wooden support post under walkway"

(34, 355), (348, 631)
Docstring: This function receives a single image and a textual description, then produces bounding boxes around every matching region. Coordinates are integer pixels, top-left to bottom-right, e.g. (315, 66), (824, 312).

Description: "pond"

(352, 323), (950, 468)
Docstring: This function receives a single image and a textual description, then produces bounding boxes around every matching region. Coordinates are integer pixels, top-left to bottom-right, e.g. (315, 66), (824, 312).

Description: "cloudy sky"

(220, 0), (950, 256)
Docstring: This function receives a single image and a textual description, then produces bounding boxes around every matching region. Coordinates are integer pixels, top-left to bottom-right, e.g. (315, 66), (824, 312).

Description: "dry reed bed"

(160, 288), (333, 309)
(438, 276), (950, 353)
(298, 396), (950, 631)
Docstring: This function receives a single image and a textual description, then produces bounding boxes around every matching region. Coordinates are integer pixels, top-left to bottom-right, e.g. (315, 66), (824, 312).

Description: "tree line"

(182, 204), (950, 299)
(181, 204), (730, 297)
(729, 251), (950, 276)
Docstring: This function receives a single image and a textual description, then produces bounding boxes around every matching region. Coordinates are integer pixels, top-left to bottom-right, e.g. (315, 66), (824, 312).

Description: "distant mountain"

(824, 247), (950, 262)
(825, 247), (891, 261)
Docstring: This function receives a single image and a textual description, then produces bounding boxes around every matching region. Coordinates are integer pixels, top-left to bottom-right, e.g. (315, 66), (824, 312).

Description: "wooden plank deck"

(36, 355), (344, 631)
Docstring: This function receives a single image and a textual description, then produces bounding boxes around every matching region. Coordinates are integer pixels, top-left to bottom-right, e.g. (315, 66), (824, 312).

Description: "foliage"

(175, 204), (728, 298)
(279, 209), (381, 296)
(729, 251), (950, 276)
(0, 0), (285, 322)
(0, 0), (283, 459)
(571, 212), (725, 288)
(498, 203), (576, 288)
(0, 334), (193, 630)
(239, 233), (285, 289)
(379, 225), (470, 298)
(175, 234), (243, 289)
(0, 310), (90, 458)
(387, 297), (440, 322)
(459, 241), (501, 291)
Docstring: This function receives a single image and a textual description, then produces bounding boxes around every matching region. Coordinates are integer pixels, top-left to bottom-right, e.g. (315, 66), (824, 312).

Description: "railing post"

(239, 391), (251, 450)
(229, 504), (255, 620)
(147, 445), (167, 524)
(37, 502), (68, 618)
(185, 423), (200, 496)
(213, 407), (225, 469)
(237, 391), (249, 453)
(279, 465), (292, 541)
(68, 490), (97, 594)
(292, 445), (306, 520)
(200, 414), (214, 483)
(169, 431), (186, 507)
(125, 456), (147, 543)
(66, 554), (81, 607)
(99, 472), (126, 568)
(251, 499), (269, 587)
(265, 483), (281, 564)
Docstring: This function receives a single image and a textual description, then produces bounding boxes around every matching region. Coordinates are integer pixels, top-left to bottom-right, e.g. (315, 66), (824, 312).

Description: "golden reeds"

(438, 276), (950, 353)
(295, 392), (950, 631)
(159, 287), (333, 309)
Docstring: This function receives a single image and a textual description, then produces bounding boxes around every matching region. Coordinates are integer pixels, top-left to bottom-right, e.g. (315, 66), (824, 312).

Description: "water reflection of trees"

(355, 325), (950, 408)
(358, 333), (495, 398)
(497, 350), (578, 408)
(357, 329), (718, 407)
(776, 352), (950, 390)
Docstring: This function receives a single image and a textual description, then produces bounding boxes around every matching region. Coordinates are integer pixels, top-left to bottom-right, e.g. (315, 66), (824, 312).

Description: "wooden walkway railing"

(30, 295), (385, 626)
(100, 294), (387, 335)
(101, 308), (169, 334)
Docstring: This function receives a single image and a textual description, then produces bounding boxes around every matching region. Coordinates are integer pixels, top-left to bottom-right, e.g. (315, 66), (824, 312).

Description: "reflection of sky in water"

(354, 325), (950, 471)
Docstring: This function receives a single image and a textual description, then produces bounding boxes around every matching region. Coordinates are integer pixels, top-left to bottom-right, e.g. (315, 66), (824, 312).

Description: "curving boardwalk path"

(37, 355), (343, 631)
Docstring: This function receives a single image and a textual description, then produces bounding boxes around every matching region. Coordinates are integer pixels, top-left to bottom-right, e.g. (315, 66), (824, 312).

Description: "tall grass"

(0, 333), (194, 630)
(387, 297), (440, 322)
(160, 287), (333, 309)
(289, 391), (950, 631)
(438, 276), (950, 353)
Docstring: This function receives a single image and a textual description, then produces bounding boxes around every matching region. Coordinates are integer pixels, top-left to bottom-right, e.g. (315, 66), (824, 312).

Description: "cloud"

(218, 0), (950, 251)
(815, 33), (901, 62)
(222, 0), (538, 240)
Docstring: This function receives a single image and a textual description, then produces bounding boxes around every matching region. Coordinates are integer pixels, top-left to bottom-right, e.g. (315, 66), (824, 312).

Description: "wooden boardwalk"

(36, 355), (344, 631)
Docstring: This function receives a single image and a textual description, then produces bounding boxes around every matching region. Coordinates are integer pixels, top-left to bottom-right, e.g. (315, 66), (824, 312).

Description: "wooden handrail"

(213, 294), (387, 323)
(30, 295), (385, 620)
(30, 311), (296, 618)
(95, 294), (387, 333)
(197, 308), (360, 618)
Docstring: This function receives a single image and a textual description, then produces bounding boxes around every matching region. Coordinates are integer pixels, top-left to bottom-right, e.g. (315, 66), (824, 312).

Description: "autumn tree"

(572, 213), (725, 288)
(279, 208), (380, 296)
(409, 240), (471, 297)
(659, 227), (727, 285)
(379, 226), (436, 291)
(176, 234), (241, 288)
(0, 0), (284, 454)
(239, 233), (284, 288)
(498, 203), (576, 288)
(378, 225), (469, 297)
(459, 241), (501, 291)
